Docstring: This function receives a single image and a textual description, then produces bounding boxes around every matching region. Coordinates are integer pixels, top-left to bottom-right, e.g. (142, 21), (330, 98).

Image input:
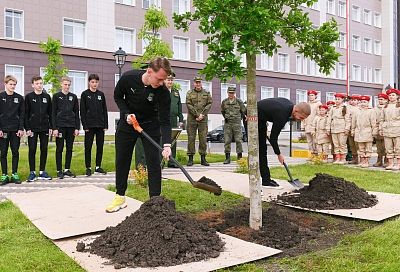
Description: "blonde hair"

(61, 76), (71, 83)
(4, 75), (17, 84)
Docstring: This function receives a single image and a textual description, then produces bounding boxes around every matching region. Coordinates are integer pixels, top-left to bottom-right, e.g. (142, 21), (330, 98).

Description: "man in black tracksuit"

(257, 98), (310, 187)
(52, 77), (80, 179)
(25, 76), (53, 182)
(106, 57), (172, 213)
(80, 74), (108, 176)
(0, 75), (24, 185)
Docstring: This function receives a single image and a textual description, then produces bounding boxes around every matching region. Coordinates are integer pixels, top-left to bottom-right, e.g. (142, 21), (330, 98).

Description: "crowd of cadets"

(0, 74), (108, 186)
(303, 88), (400, 169)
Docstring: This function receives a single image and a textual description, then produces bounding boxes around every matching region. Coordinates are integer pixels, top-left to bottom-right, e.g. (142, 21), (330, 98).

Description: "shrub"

(235, 157), (249, 174)
(129, 164), (148, 188)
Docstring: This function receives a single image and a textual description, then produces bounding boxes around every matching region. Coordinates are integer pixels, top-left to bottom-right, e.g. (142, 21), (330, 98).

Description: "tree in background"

(39, 37), (68, 94)
(174, 0), (340, 229)
(133, 6), (173, 69)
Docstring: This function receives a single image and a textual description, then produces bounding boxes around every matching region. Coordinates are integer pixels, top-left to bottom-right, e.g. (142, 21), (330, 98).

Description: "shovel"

(130, 116), (222, 196)
(283, 161), (305, 188)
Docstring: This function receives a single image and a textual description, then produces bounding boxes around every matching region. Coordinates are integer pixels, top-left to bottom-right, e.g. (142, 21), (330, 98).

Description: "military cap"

(194, 75), (202, 82)
(386, 88), (400, 95)
(334, 93), (346, 98)
(359, 95), (370, 101)
(378, 93), (389, 100)
(227, 86), (236, 93)
(167, 71), (176, 79)
(319, 104), (329, 110)
(350, 94), (361, 100)
(326, 100), (335, 105)
(307, 90), (318, 95)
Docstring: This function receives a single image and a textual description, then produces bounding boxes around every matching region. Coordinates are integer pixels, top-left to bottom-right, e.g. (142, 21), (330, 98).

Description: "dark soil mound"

(277, 173), (378, 210)
(88, 196), (225, 268)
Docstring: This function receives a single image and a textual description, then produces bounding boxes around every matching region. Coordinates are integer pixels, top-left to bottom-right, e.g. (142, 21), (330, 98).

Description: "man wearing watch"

(106, 57), (173, 213)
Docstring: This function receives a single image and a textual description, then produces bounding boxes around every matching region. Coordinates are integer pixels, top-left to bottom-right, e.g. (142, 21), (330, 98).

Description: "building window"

(261, 86), (274, 99)
(277, 88), (290, 99)
(327, 0), (335, 14)
(115, 0), (134, 5)
(363, 9), (372, 25)
(296, 90), (307, 104)
(174, 79), (190, 103)
(201, 81), (212, 96)
(173, 0), (190, 15)
(260, 54), (273, 71)
(351, 65), (361, 81)
(296, 55), (302, 74)
(173, 36), (190, 60)
(63, 19), (86, 47)
(309, 60), (317, 76)
(373, 12), (381, 28)
(352, 5), (361, 22)
(195, 40), (203, 62)
(374, 69), (382, 84)
(337, 63), (346, 79)
(337, 32), (346, 48)
(5, 64), (24, 95)
(338, 1), (346, 18)
(221, 83), (236, 102)
(115, 74), (120, 86)
(326, 92), (335, 102)
(364, 38), (372, 54)
(278, 53), (289, 72)
(68, 70), (87, 97)
(142, 32), (161, 54)
(352, 35), (361, 51)
(5, 9), (23, 39)
(143, 0), (160, 9)
(240, 85), (247, 103)
(374, 40), (381, 55)
(116, 27), (136, 54)
(363, 67), (372, 83)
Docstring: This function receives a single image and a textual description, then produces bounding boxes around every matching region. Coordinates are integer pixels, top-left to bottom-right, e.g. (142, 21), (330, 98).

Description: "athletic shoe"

(106, 195), (127, 213)
(11, 173), (21, 184)
(86, 168), (92, 177)
(63, 170), (76, 178)
(57, 171), (64, 179)
(262, 179), (280, 187)
(38, 171), (52, 180)
(0, 174), (9, 186)
(27, 171), (37, 182)
(95, 167), (107, 175)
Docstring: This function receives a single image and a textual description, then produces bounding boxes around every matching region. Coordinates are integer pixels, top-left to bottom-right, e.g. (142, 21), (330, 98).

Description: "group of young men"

(303, 88), (400, 169)
(0, 74), (108, 186)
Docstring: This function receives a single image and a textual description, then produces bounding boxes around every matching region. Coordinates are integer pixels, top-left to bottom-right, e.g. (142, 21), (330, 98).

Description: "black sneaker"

(63, 170), (76, 178)
(86, 168), (92, 177)
(95, 167), (107, 175)
(57, 171), (64, 179)
(262, 180), (280, 187)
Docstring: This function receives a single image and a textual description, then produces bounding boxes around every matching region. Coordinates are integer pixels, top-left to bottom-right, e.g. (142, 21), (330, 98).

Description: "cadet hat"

(386, 88), (400, 95)
(166, 71), (176, 79)
(350, 94), (361, 100)
(227, 86), (236, 93)
(319, 104), (329, 110)
(378, 93), (389, 100)
(194, 75), (202, 82)
(334, 93), (346, 98)
(359, 95), (370, 101)
(307, 90), (318, 95)
(326, 100), (335, 105)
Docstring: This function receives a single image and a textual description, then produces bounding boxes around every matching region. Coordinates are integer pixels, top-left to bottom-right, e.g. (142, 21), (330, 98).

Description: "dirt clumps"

(277, 173), (378, 210)
(87, 196), (225, 269)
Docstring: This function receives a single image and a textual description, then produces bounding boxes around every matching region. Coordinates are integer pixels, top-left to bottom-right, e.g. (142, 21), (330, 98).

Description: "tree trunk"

(246, 52), (262, 230)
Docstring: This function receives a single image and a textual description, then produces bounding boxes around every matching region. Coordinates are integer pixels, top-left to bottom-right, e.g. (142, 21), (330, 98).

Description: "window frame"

(5, 9), (24, 40)
(67, 70), (88, 97)
(115, 27), (136, 54)
(172, 35), (190, 61)
(352, 5), (361, 22)
(220, 83), (236, 102)
(174, 79), (191, 103)
(63, 18), (86, 48)
(260, 86), (274, 100)
(277, 53), (289, 72)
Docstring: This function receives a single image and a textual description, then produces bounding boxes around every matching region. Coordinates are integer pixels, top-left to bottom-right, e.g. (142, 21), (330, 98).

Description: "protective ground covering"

(277, 173), (378, 210)
(86, 196), (225, 268)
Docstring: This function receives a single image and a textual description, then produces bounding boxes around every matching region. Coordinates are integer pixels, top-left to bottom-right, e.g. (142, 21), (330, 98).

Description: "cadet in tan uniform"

(379, 88), (400, 170)
(373, 93), (388, 167)
(186, 76), (213, 166)
(326, 100), (336, 161)
(347, 94), (361, 164)
(326, 93), (351, 164)
(301, 90), (321, 158)
(351, 96), (377, 168)
(221, 86), (246, 164)
(311, 104), (330, 162)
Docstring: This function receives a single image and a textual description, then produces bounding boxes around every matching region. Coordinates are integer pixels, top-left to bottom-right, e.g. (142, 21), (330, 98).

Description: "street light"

(113, 47), (127, 78)
(385, 84), (392, 91)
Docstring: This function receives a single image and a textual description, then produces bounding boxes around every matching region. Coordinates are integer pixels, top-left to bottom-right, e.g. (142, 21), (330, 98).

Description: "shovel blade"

(289, 179), (305, 189)
(193, 176), (222, 195)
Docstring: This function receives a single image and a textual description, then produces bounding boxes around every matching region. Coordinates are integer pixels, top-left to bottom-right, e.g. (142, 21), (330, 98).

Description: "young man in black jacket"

(25, 76), (53, 182)
(0, 75), (24, 185)
(106, 57), (173, 213)
(52, 77), (80, 179)
(80, 74), (108, 176)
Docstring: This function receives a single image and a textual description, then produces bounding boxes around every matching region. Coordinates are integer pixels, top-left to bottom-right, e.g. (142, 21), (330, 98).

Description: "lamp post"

(113, 47), (127, 78)
(385, 84), (392, 92)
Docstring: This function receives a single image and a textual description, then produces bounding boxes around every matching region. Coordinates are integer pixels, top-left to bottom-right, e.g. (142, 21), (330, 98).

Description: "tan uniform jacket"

(347, 105), (360, 130)
(351, 108), (377, 142)
(301, 100), (322, 133)
(326, 104), (351, 133)
(380, 103), (400, 137)
(311, 115), (330, 144)
(374, 105), (385, 139)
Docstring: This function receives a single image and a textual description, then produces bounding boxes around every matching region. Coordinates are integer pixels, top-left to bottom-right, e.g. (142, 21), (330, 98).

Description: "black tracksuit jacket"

(24, 91), (52, 132)
(52, 91), (80, 129)
(0, 91), (24, 131)
(80, 89), (108, 130)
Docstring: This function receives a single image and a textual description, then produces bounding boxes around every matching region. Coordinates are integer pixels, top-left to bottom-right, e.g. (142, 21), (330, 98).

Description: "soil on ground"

(276, 173), (378, 210)
(86, 196), (225, 269)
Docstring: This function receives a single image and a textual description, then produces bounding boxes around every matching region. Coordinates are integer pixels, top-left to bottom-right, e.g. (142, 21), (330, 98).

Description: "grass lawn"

(1, 163), (400, 271)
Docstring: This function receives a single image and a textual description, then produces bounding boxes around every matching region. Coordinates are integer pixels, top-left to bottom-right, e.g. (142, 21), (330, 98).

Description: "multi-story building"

(0, 0), (395, 133)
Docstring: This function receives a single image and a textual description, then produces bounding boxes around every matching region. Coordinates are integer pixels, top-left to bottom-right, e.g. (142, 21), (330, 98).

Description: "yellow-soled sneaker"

(106, 194), (127, 213)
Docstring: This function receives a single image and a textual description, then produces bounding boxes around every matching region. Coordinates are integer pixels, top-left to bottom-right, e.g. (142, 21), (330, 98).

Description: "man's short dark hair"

(148, 57), (172, 76)
(31, 76), (42, 83)
(88, 74), (99, 81)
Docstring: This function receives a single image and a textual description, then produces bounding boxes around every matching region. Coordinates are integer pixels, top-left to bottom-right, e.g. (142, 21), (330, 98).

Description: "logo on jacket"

(33, 99), (37, 102)
(2, 98), (5, 102)
(14, 98), (19, 104)
(98, 96), (102, 100)
(69, 96), (73, 101)
(43, 98), (47, 103)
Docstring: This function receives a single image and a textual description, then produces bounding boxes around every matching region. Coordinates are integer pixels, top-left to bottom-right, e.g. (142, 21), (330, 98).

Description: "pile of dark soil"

(85, 196), (225, 268)
(277, 173), (378, 210)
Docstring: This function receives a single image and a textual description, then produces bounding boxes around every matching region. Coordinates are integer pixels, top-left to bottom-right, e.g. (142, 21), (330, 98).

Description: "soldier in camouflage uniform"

(165, 73), (184, 168)
(186, 76), (213, 166)
(221, 86), (246, 164)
